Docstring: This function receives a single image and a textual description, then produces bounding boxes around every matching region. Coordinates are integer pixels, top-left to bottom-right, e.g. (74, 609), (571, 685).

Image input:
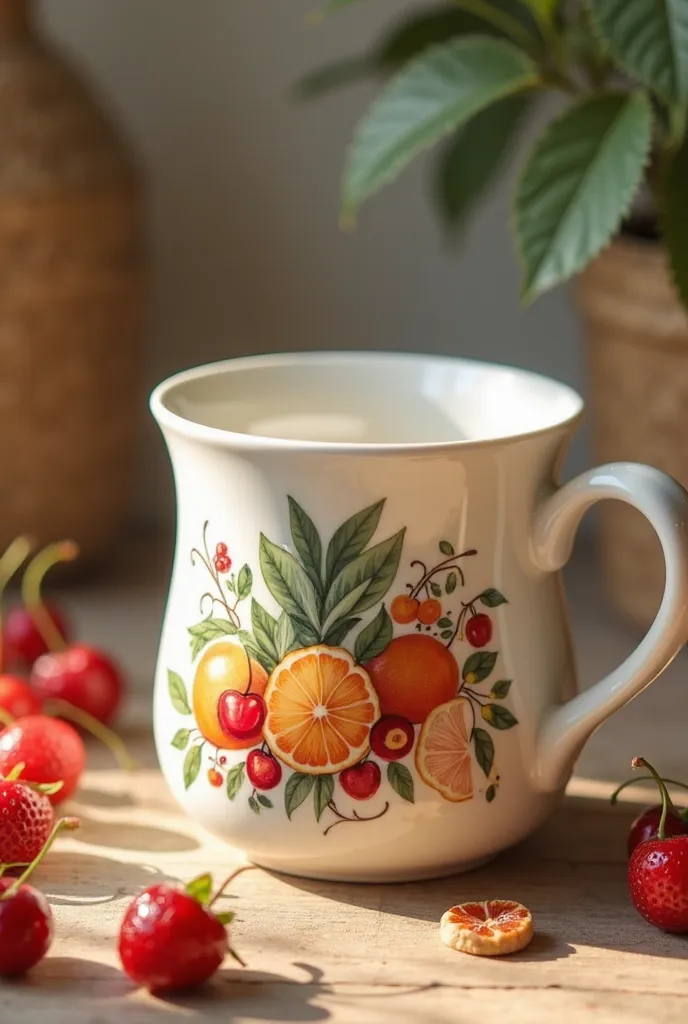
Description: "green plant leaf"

(226, 761), (246, 800)
(440, 629), (453, 640)
(325, 500), (385, 587)
(472, 727), (495, 776)
(323, 529), (405, 625)
(486, 783), (497, 802)
(257, 794), (273, 809)
(516, 91), (652, 301)
(430, 582), (442, 598)
(237, 564), (253, 600)
(439, 540), (455, 555)
(168, 670), (191, 715)
(446, 571), (458, 593)
(480, 588), (508, 607)
(342, 37), (539, 217)
(438, 616), (453, 629)
(187, 616), (239, 659)
(314, 775), (335, 821)
(288, 496), (324, 597)
(490, 679), (513, 699)
(171, 728), (191, 751)
(248, 795), (261, 814)
(275, 611), (298, 659)
(186, 872), (213, 905)
(586, 0), (688, 104)
(323, 616), (362, 646)
(183, 744), (202, 790)
(238, 630), (277, 674)
(663, 130), (688, 309)
(259, 534), (321, 633)
(481, 703), (519, 729)
(387, 761), (415, 802)
(251, 600), (280, 665)
(285, 772), (315, 819)
(354, 604), (393, 662)
(290, 616), (321, 647)
(435, 95), (529, 231)
(463, 650), (498, 682)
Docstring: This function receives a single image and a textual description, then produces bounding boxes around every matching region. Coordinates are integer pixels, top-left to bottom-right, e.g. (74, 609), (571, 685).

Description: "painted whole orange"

(365, 633), (459, 724)
(192, 642), (268, 750)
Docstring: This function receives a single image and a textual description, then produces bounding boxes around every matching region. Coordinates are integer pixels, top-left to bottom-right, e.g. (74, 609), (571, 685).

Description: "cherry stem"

(322, 799), (390, 836)
(0, 535), (35, 672)
(610, 775), (688, 805)
(631, 757), (674, 840)
(208, 863), (255, 908)
(44, 698), (138, 772)
(0, 816), (79, 900)
(409, 550), (476, 600)
(22, 540), (78, 653)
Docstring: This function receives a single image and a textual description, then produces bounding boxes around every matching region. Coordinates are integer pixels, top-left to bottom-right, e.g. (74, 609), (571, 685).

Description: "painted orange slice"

(415, 696), (473, 802)
(262, 645), (380, 775)
(440, 900), (533, 956)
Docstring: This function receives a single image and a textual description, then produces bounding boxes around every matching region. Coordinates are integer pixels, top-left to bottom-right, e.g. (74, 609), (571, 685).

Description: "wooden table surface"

(3, 541), (688, 1024)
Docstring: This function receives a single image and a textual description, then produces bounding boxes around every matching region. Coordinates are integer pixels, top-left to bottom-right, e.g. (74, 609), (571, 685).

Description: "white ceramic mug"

(151, 352), (688, 882)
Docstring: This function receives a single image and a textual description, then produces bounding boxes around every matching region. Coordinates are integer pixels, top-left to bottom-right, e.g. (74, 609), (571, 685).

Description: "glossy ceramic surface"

(151, 352), (688, 882)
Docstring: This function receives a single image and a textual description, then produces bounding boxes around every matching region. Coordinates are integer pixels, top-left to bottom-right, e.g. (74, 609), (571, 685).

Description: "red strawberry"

(627, 757), (688, 932)
(0, 676), (43, 720)
(0, 778), (55, 865)
(0, 716), (85, 804)
(119, 871), (245, 992)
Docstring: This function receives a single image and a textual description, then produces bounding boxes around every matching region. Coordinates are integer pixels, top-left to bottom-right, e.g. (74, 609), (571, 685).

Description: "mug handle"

(531, 462), (688, 793)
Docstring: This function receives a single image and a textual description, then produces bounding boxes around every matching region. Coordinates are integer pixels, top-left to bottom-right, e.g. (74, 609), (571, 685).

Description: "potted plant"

(300, 0), (688, 627)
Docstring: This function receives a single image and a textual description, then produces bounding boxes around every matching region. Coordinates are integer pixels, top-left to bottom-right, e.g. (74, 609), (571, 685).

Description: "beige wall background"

(40, 0), (584, 525)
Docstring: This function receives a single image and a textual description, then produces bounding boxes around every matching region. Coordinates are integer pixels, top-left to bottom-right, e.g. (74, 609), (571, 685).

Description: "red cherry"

(216, 543), (228, 556)
(0, 676), (43, 719)
(370, 715), (414, 761)
(628, 805), (688, 857)
(0, 879), (53, 975)
(339, 761), (381, 800)
(218, 691), (266, 741)
(0, 716), (85, 804)
(31, 644), (124, 725)
(119, 883), (231, 992)
(219, 756), (227, 767)
(207, 768), (223, 788)
(465, 613), (492, 648)
(246, 749), (282, 790)
(0, 779), (54, 865)
(214, 555), (231, 575)
(3, 602), (70, 671)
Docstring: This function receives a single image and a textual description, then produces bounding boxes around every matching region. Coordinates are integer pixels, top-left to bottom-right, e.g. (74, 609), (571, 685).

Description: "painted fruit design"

(167, 498), (517, 830)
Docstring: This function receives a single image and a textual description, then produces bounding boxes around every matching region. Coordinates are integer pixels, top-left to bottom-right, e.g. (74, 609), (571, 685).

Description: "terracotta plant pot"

(577, 235), (688, 627)
(0, 0), (146, 565)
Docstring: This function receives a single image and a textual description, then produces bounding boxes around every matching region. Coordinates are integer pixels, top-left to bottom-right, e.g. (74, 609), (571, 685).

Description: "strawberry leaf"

(215, 911), (236, 926)
(186, 872), (213, 905)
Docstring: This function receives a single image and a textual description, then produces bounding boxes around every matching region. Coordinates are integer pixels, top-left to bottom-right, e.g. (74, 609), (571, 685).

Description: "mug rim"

(150, 350), (584, 453)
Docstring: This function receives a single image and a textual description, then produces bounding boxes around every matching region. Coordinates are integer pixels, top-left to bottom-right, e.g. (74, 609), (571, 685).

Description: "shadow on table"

(68, 810), (200, 854)
(40, 851), (173, 906)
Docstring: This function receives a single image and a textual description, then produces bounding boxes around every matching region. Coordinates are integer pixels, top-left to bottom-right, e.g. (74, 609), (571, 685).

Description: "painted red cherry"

(0, 676), (43, 720)
(31, 644), (124, 726)
(370, 715), (414, 761)
(465, 613), (492, 648)
(218, 691), (266, 741)
(339, 761), (381, 800)
(246, 749), (282, 790)
(207, 769), (223, 788)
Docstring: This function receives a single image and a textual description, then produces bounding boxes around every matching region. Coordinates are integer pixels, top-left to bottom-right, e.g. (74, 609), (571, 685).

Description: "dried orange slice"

(263, 645), (380, 774)
(440, 900), (533, 956)
(415, 697), (473, 801)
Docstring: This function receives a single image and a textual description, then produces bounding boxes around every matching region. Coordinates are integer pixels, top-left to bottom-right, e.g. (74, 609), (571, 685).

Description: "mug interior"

(152, 352), (583, 447)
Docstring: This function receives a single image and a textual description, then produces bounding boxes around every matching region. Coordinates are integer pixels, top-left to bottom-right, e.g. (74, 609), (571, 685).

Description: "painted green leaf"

(323, 529), (405, 624)
(251, 600), (280, 665)
(472, 727), (495, 777)
(226, 574), (236, 596)
(275, 611), (298, 659)
(186, 872), (212, 905)
(438, 617), (452, 628)
(238, 630), (276, 674)
(663, 131), (688, 310)
(387, 761), (415, 803)
(482, 704), (519, 729)
(439, 540), (455, 556)
(259, 534), (321, 633)
(188, 617), (238, 659)
(325, 500), (385, 587)
(430, 582), (442, 598)
(290, 615), (321, 648)
(168, 670), (191, 715)
(486, 784), (497, 802)
(446, 572), (458, 594)
(226, 761), (246, 800)
(183, 744), (202, 790)
(237, 564), (253, 600)
(516, 91), (652, 302)
(248, 795), (261, 815)
(586, 0), (688, 104)
(215, 911), (235, 926)
(171, 728), (191, 751)
(440, 629), (453, 640)
(342, 38), (539, 217)
(463, 650), (498, 682)
(490, 679), (513, 699)
(323, 616), (362, 647)
(257, 794), (273, 809)
(285, 772), (315, 819)
(288, 496), (324, 597)
(354, 604), (393, 662)
(480, 588), (508, 608)
(314, 775), (335, 821)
